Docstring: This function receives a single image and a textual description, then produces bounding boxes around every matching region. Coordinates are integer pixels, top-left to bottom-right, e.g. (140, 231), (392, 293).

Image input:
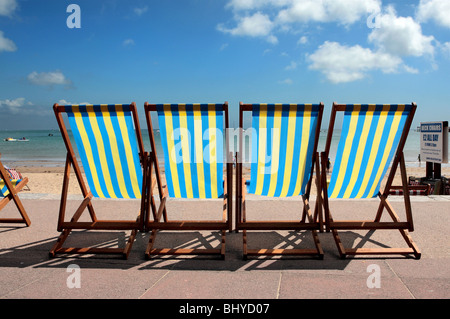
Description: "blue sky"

(0, 0), (449, 130)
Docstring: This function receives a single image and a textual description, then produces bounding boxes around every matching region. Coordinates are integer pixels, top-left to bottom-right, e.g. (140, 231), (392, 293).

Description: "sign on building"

(420, 121), (448, 164)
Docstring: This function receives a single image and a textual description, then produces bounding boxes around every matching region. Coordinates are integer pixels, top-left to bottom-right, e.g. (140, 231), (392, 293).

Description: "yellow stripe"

(354, 105), (390, 198)
(72, 106), (105, 198)
(101, 107), (130, 198)
(178, 105), (193, 198)
(330, 105), (361, 198)
(208, 104), (218, 198)
(279, 105), (298, 197)
(86, 105), (117, 198)
(193, 105), (206, 198)
(293, 104), (312, 196)
(342, 105), (375, 198)
(367, 105), (405, 197)
(255, 104), (268, 195)
(267, 105), (282, 197)
(164, 104), (181, 198)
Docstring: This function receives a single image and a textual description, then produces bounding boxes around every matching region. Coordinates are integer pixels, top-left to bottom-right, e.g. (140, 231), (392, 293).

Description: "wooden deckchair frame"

(50, 103), (150, 259)
(0, 154), (31, 226)
(319, 102), (421, 259)
(144, 102), (232, 259)
(235, 103), (324, 260)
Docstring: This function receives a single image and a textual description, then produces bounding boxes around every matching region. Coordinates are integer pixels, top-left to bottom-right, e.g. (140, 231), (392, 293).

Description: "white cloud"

(368, 6), (435, 57)
(276, 0), (381, 25)
(297, 36), (308, 45)
(0, 0), (18, 17)
(58, 99), (91, 105)
(279, 78), (293, 85)
(441, 42), (450, 58)
(219, 0), (381, 42)
(0, 97), (32, 114)
(226, 0), (290, 11)
(0, 30), (16, 52)
(285, 61), (298, 70)
(27, 70), (71, 86)
(133, 6), (148, 16)
(417, 0), (450, 28)
(308, 41), (403, 83)
(123, 38), (135, 46)
(217, 12), (277, 44)
(219, 43), (229, 51)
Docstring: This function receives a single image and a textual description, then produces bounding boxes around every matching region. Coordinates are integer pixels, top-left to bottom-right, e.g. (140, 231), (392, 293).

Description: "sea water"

(0, 129), (448, 168)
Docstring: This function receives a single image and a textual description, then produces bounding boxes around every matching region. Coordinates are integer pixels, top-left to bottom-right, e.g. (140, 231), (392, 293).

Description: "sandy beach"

(12, 164), (450, 196)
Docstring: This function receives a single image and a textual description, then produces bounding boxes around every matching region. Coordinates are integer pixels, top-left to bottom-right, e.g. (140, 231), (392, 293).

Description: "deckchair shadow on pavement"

(0, 153), (31, 226)
(50, 103), (149, 259)
(235, 103), (324, 260)
(144, 102), (232, 260)
(319, 103), (421, 259)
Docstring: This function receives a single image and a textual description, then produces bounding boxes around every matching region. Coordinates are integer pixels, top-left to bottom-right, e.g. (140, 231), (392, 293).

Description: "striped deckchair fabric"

(155, 104), (224, 199)
(248, 104), (321, 197)
(327, 104), (412, 199)
(319, 102), (421, 259)
(65, 104), (143, 199)
(50, 102), (147, 259)
(236, 102), (324, 260)
(0, 179), (21, 197)
(144, 102), (231, 259)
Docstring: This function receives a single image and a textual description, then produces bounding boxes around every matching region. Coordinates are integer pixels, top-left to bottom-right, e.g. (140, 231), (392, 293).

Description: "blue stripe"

(249, 105), (260, 194)
(94, 108), (122, 198)
(372, 106), (408, 196)
(67, 111), (100, 197)
(260, 105), (274, 196)
(79, 105), (111, 198)
(301, 109), (318, 194)
(287, 107), (304, 196)
(157, 108), (175, 198)
(349, 106), (382, 197)
(273, 105), (290, 197)
(336, 107), (366, 198)
(171, 105), (187, 198)
(123, 107), (143, 196)
(201, 108), (212, 198)
(186, 105), (199, 198)
(327, 105), (353, 195)
(215, 107), (224, 198)
(109, 108), (134, 198)
(361, 107), (396, 198)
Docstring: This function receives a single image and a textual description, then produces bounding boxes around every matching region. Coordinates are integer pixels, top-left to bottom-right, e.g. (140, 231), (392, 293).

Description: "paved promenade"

(0, 193), (448, 304)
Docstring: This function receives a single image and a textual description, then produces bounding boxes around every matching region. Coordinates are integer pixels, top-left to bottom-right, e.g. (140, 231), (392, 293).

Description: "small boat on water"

(3, 137), (29, 142)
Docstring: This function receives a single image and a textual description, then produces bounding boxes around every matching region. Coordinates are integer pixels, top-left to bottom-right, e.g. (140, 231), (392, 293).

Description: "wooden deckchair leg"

(241, 178), (248, 260)
(0, 158), (31, 227)
(0, 178), (31, 226)
(303, 196), (324, 259)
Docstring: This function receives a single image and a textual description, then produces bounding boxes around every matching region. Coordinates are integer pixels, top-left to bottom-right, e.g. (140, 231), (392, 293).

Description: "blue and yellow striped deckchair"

(0, 154), (31, 226)
(50, 103), (148, 259)
(144, 102), (232, 259)
(320, 102), (421, 259)
(236, 103), (324, 259)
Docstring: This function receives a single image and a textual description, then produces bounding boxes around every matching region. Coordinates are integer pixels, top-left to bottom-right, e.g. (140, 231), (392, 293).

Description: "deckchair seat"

(236, 103), (325, 260)
(144, 102), (232, 260)
(49, 103), (148, 259)
(319, 103), (421, 259)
